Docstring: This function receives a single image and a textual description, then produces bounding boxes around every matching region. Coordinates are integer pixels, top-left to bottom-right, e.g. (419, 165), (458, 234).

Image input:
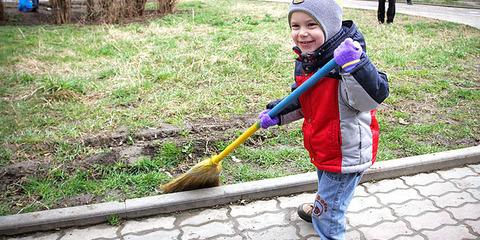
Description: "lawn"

(0, 0), (479, 215)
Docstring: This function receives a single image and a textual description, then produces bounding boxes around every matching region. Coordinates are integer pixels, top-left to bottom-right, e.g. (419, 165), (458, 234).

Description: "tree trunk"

(135, 0), (147, 16)
(50, 0), (72, 24)
(0, 0), (5, 22)
(158, 0), (176, 14)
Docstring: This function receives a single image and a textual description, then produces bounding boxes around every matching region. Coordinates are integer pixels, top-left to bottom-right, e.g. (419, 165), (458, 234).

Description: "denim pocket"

(324, 171), (344, 182)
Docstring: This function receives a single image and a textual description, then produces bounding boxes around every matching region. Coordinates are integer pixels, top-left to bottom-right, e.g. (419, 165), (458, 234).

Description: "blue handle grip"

(268, 59), (338, 118)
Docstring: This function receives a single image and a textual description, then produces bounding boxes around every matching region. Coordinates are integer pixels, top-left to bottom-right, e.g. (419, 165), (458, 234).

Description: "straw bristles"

(161, 157), (222, 193)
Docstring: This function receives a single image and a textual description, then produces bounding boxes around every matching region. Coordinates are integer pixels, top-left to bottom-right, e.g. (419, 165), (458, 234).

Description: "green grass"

(0, 0), (479, 215)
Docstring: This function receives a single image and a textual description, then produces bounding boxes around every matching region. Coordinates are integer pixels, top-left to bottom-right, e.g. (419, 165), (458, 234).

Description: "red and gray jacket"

(271, 21), (389, 173)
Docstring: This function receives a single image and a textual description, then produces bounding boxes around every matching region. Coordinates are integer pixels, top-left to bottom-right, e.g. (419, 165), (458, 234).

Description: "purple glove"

(258, 109), (279, 129)
(334, 38), (363, 73)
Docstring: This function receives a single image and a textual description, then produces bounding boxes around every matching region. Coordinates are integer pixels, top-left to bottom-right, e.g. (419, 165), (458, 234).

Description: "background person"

(378, 0), (396, 23)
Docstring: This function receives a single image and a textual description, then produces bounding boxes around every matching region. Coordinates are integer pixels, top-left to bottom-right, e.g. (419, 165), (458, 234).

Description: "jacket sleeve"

(266, 83), (304, 125)
(339, 53), (389, 112)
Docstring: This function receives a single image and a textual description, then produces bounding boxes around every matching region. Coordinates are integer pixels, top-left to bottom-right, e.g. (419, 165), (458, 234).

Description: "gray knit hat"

(288, 0), (343, 41)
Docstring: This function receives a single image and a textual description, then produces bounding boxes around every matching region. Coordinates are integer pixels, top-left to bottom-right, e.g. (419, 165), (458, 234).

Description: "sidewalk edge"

(1, 145), (479, 235)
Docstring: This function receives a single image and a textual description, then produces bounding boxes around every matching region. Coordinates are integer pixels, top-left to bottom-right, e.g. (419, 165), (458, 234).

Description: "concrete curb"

(1, 145), (479, 235)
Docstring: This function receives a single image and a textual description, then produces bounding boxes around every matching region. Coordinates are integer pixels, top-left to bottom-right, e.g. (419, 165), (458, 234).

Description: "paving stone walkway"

(5, 163), (480, 240)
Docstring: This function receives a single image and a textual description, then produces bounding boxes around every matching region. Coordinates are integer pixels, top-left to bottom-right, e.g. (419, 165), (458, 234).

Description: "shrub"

(46, 0), (178, 24)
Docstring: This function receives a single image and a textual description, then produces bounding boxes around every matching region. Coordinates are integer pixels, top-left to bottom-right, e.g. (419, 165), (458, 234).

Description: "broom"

(161, 59), (338, 193)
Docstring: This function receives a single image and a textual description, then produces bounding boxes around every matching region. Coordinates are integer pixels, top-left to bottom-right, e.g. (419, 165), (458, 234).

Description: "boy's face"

(290, 11), (325, 53)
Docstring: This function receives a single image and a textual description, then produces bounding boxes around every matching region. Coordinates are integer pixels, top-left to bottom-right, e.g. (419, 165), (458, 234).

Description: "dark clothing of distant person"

(378, 0), (395, 23)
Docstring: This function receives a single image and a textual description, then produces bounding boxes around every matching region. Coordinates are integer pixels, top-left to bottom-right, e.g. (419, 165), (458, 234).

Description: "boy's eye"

(291, 24), (300, 29)
(307, 23), (318, 27)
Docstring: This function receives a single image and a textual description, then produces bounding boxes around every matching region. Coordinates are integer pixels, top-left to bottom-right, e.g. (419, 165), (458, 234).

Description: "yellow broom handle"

(211, 122), (260, 165)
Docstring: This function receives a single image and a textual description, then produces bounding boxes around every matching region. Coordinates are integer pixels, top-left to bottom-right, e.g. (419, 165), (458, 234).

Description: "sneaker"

(297, 203), (313, 223)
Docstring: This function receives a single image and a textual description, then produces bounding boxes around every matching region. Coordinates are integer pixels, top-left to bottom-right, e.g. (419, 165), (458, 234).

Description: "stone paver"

(179, 208), (229, 226)
(297, 221), (316, 237)
(6, 232), (61, 240)
(451, 175), (480, 189)
(230, 200), (278, 217)
(345, 229), (362, 240)
(181, 221), (236, 239)
(402, 172), (443, 186)
(61, 224), (117, 239)
(421, 225), (477, 240)
(123, 229), (180, 240)
(414, 181), (460, 196)
(353, 185), (369, 197)
(390, 199), (439, 217)
(469, 164), (480, 173)
(358, 221), (413, 240)
(466, 188), (480, 199)
(211, 235), (244, 240)
(437, 167), (477, 179)
(465, 219), (480, 235)
(363, 178), (409, 193)
(348, 208), (397, 227)
(121, 215), (175, 234)
(392, 236), (425, 240)
(243, 225), (299, 240)
(404, 211), (457, 230)
(375, 188), (423, 204)
(278, 193), (314, 209)
(446, 203), (480, 220)
(430, 191), (478, 208)
(348, 195), (382, 212)
(236, 212), (288, 231)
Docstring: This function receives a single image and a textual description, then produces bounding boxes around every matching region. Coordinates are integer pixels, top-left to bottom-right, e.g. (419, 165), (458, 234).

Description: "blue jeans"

(312, 170), (363, 240)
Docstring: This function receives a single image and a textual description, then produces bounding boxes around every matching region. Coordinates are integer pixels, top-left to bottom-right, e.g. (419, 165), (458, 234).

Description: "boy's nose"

(300, 29), (309, 36)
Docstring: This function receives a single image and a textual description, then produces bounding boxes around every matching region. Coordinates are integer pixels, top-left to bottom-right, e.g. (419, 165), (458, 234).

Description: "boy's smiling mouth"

(298, 40), (316, 50)
(300, 40), (314, 44)
(299, 40), (314, 45)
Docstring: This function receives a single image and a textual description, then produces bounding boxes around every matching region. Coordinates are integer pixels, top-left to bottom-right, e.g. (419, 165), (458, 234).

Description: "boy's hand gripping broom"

(161, 59), (338, 193)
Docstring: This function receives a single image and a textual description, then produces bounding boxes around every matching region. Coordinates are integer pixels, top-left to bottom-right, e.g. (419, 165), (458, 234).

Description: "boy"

(259, 0), (389, 239)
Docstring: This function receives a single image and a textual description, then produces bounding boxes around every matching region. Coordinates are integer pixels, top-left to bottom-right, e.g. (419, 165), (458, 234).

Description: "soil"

(2, 7), (58, 25)
(1, 5), (167, 26)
